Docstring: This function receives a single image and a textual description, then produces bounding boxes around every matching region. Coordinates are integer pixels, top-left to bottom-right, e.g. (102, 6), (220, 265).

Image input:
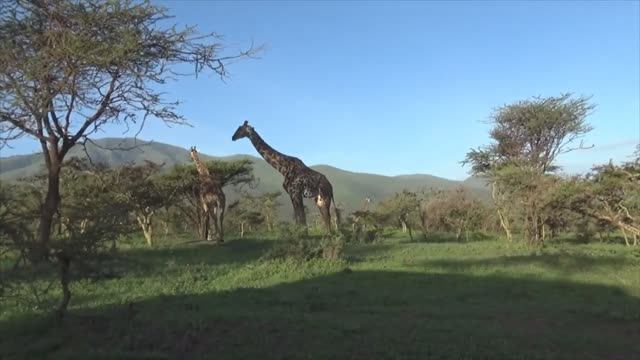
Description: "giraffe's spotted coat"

(232, 121), (338, 230)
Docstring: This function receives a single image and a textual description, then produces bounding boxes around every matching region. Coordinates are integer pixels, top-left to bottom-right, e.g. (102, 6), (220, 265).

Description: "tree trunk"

(136, 214), (154, 246)
(240, 221), (245, 238)
(38, 159), (62, 260)
(161, 221), (169, 239)
(56, 213), (63, 236)
(419, 213), (429, 241)
(497, 208), (512, 242)
(588, 212), (640, 242)
(55, 251), (71, 318)
(492, 182), (512, 242)
(622, 228), (630, 246)
(79, 219), (88, 234)
(401, 221), (407, 233)
(524, 202), (544, 246)
(421, 225), (428, 241)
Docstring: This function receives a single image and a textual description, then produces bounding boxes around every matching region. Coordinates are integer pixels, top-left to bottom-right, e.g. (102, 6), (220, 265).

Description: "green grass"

(2, 233), (640, 359)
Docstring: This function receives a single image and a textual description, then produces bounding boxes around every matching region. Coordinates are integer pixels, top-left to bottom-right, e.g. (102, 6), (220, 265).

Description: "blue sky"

(3, 0), (639, 180)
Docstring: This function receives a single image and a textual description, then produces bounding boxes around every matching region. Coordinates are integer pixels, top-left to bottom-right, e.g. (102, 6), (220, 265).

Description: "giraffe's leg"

(316, 195), (332, 232)
(211, 207), (220, 242)
(289, 191), (306, 227)
(201, 201), (211, 241)
(217, 205), (225, 244)
(204, 211), (211, 241)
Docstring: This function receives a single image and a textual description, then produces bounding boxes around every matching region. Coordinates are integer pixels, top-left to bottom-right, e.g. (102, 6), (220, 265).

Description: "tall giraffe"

(189, 146), (226, 243)
(232, 120), (338, 231)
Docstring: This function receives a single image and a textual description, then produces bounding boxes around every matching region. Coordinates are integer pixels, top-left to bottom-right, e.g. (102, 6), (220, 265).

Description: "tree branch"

(0, 114), (46, 141)
(68, 73), (119, 147)
(49, 100), (64, 136)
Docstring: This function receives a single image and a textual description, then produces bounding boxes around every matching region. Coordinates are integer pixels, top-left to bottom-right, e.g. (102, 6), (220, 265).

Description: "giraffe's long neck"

(248, 130), (291, 174)
(191, 153), (211, 179)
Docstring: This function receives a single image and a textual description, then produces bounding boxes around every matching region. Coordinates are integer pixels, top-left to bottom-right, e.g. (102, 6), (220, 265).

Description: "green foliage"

(57, 161), (132, 248)
(115, 161), (166, 210)
(2, 159), (133, 261)
(463, 94), (595, 244)
(1, 161), (133, 315)
(99, 160), (168, 246)
(264, 224), (345, 262)
(345, 210), (387, 243)
(553, 153), (640, 245)
(161, 159), (254, 191)
(464, 93), (594, 174)
(376, 189), (421, 239)
(0, 181), (39, 256)
(421, 187), (490, 240)
(226, 191), (282, 236)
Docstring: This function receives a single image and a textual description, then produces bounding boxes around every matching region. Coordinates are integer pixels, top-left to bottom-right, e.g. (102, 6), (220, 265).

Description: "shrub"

(1, 163), (128, 317)
(265, 224), (345, 261)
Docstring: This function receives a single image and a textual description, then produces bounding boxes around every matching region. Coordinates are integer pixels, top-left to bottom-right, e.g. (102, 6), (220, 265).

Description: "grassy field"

(2, 233), (640, 359)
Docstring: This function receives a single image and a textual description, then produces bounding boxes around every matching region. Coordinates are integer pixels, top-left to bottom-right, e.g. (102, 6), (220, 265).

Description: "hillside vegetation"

(0, 137), (489, 216)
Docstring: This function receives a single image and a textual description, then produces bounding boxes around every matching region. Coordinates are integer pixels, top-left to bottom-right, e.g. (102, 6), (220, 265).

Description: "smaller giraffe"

(189, 146), (226, 243)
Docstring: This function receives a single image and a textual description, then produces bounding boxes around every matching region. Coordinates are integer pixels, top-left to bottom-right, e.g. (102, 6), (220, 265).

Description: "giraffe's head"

(189, 146), (198, 160)
(232, 120), (252, 141)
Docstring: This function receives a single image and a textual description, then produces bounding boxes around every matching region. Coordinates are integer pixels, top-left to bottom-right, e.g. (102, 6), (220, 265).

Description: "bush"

(1, 163), (129, 317)
(345, 211), (387, 244)
(265, 224), (345, 261)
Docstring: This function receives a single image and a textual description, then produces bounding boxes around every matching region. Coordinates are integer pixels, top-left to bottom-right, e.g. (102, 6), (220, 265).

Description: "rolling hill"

(0, 138), (489, 217)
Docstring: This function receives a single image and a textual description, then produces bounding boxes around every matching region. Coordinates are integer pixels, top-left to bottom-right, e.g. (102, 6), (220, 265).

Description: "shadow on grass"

(2, 237), (275, 287)
(2, 268), (639, 359)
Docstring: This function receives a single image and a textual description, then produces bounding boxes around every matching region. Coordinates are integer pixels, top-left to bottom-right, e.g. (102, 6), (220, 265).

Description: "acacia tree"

(2, 159), (132, 316)
(226, 197), (264, 238)
(114, 161), (168, 247)
(421, 187), (487, 241)
(377, 189), (420, 240)
(464, 94), (594, 244)
(0, 0), (260, 257)
(247, 191), (282, 232)
(555, 151), (640, 246)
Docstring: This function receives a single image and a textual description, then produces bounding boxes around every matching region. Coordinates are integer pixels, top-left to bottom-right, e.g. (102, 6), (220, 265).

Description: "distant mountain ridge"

(0, 138), (489, 216)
